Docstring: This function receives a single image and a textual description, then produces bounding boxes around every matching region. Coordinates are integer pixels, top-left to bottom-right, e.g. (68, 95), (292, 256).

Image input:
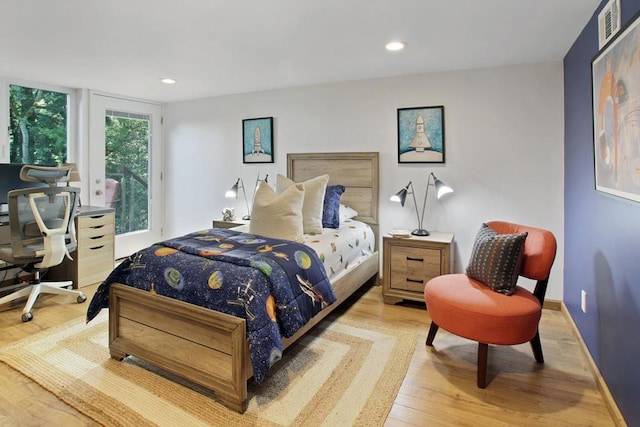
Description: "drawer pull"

(90, 235), (106, 240)
(90, 225), (106, 230)
(406, 256), (424, 262)
(89, 245), (105, 251)
(406, 278), (424, 284)
(90, 215), (105, 219)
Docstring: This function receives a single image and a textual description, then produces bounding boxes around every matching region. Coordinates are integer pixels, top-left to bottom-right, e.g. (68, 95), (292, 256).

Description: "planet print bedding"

(86, 227), (335, 383)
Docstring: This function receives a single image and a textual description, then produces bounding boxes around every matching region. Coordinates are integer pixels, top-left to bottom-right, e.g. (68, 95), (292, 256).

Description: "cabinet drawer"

(78, 213), (114, 229)
(78, 222), (114, 240)
(78, 228), (114, 250)
(77, 243), (114, 287)
(389, 246), (441, 292)
(78, 241), (114, 260)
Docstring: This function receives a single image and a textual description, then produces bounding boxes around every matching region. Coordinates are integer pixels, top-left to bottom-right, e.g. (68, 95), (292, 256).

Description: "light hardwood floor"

(0, 282), (617, 426)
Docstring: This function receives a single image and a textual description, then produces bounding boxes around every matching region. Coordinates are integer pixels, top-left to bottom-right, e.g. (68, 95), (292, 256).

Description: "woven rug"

(0, 309), (418, 426)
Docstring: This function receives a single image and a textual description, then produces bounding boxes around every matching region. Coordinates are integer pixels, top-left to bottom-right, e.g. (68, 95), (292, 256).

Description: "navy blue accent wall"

(564, 1), (640, 424)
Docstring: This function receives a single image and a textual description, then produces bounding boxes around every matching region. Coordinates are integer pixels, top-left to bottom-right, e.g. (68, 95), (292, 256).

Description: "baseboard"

(543, 299), (561, 311)
(561, 302), (627, 426)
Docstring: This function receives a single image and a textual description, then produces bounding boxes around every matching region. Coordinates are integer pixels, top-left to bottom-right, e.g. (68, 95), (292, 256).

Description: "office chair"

(0, 165), (87, 322)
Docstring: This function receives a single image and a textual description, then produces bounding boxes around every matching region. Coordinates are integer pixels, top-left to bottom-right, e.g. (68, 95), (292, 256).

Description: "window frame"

(0, 78), (78, 164)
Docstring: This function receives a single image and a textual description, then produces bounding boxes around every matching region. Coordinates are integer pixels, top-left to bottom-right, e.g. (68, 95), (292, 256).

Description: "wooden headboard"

(287, 152), (379, 227)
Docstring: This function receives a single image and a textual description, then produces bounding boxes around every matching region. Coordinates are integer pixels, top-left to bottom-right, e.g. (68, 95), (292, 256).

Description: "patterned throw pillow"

(466, 223), (528, 295)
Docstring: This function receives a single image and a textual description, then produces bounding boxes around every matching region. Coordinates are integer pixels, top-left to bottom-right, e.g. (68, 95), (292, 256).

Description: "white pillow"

(249, 182), (305, 242)
(276, 174), (328, 234)
(339, 204), (358, 222)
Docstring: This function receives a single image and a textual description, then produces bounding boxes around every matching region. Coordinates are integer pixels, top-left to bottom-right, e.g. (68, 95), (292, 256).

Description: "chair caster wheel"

(22, 312), (33, 322)
(77, 294), (87, 303)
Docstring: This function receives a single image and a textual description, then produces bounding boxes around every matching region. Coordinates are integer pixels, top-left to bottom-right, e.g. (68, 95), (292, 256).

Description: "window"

(6, 83), (70, 164)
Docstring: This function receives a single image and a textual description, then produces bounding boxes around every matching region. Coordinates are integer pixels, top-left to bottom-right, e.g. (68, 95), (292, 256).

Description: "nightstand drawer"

(389, 246), (441, 275)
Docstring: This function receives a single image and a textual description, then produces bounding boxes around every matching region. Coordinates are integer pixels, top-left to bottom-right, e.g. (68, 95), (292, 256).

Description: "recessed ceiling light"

(385, 41), (407, 51)
(160, 78), (177, 84)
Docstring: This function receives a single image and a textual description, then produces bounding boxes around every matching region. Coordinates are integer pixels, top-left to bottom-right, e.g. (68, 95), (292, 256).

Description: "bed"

(96, 152), (379, 413)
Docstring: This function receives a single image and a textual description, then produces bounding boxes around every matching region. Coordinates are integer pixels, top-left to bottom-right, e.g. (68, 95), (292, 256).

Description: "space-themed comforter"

(86, 228), (336, 383)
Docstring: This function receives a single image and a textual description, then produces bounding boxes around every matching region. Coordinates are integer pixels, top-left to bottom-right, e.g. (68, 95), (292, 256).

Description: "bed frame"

(108, 152), (379, 413)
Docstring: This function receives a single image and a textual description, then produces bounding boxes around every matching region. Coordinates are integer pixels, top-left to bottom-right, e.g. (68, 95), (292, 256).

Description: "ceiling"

(0, 0), (600, 103)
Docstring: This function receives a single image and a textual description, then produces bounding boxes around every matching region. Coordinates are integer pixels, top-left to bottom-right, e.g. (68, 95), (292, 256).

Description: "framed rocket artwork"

(243, 117), (274, 164)
(397, 106), (445, 164)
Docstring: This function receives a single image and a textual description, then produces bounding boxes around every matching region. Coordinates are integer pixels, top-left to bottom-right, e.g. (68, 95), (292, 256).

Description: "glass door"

(89, 93), (163, 259)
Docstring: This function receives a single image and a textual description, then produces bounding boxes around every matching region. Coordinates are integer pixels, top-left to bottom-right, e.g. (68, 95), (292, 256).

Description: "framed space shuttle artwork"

(243, 117), (274, 163)
(397, 106), (445, 163)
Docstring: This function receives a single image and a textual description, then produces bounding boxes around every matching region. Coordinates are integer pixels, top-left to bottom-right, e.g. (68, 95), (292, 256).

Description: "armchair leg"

(477, 343), (488, 388)
(426, 322), (439, 346)
(530, 331), (544, 363)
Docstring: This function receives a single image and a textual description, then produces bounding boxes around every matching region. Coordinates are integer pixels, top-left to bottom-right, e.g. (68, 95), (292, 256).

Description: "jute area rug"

(0, 309), (419, 426)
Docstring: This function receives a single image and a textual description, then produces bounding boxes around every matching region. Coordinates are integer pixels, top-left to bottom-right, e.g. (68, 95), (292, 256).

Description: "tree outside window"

(9, 84), (68, 165)
(105, 114), (150, 235)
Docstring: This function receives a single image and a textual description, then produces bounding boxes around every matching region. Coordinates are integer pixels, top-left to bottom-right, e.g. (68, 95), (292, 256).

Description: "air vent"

(599, 0), (621, 49)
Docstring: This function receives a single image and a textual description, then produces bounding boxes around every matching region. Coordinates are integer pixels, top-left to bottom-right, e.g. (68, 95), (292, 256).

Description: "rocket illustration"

(251, 127), (265, 154)
(408, 115), (431, 152)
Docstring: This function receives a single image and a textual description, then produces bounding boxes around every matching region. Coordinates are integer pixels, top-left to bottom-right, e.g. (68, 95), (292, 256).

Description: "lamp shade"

(225, 179), (240, 198)
(434, 177), (453, 199)
(390, 187), (408, 207)
(225, 178), (251, 220)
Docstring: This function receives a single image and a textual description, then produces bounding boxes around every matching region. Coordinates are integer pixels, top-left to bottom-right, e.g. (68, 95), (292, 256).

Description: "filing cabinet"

(48, 207), (115, 288)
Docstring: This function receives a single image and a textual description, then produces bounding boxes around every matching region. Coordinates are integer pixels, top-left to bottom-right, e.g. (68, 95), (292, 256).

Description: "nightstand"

(212, 218), (250, 229)
(382, 232), (454, 304)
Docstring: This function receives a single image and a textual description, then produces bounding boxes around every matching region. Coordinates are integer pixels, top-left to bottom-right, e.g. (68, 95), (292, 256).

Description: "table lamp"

(390, 172), (453, 236)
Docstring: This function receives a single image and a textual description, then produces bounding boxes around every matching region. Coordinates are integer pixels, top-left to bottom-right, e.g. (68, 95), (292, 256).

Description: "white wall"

(164, 61), (565, 299)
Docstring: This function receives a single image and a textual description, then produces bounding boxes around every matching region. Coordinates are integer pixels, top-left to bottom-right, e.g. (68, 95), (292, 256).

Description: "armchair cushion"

(425, 274), (542, 345)
(466, 223), (528, 295)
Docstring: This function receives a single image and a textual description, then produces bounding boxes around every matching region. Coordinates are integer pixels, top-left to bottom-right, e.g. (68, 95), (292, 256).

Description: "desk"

(48, 206), (116, 288)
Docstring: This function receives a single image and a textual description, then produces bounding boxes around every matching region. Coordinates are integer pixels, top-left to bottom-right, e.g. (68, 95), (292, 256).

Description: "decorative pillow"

(276, 174), (328, 234)
(322, 185), (346, 229)
(249, 182), (305, 242)
(339, 204), (358, 222)
(465, 223), (528, 295)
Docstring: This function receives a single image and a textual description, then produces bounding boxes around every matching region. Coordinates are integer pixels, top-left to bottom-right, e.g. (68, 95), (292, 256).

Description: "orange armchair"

(424, 221), (557, 388)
